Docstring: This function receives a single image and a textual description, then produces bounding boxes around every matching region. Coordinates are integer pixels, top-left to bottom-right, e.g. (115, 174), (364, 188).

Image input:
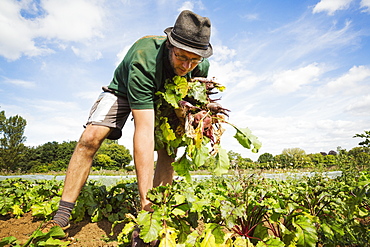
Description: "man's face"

(169, 47), (203, 76)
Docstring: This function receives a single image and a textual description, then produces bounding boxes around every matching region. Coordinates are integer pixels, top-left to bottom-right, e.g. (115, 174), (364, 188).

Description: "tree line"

(0, 110), (132, 173)
(0, 110), (369, 173)
(228, 146), (370, 170)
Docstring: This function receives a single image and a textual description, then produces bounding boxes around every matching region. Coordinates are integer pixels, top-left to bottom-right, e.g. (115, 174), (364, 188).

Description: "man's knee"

(77, 125), (111, 151)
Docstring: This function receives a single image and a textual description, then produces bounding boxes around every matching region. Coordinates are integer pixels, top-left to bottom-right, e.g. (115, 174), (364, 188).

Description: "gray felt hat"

(164, 10), (213, 58)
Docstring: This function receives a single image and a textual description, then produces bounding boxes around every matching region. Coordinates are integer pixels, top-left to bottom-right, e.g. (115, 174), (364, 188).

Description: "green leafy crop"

(154, 76), (261, 180)
(0, 172), (369, 246)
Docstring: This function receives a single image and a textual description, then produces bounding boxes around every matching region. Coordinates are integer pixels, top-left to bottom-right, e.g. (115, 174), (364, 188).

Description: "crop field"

(0, 169), (369, 247)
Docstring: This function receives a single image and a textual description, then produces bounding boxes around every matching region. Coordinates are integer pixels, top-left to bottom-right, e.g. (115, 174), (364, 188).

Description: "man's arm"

(131, 109), (155, 211)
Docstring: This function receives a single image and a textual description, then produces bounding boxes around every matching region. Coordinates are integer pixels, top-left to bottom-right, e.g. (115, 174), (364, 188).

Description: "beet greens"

(154, 76), (261, 180)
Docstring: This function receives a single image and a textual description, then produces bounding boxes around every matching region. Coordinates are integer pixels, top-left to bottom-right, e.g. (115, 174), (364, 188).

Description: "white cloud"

(25, 116), (84, 146)
(360, 0), (370, 12)
(0, 0), (105, 60)
(0, 0), (51, 60)
(345, 94), (370, 115)
(71, 46), (103, 62)
(312, 0), (370, 14)
(272, 63), (322, 94)
(2, 77), (36, 88)
(209, 59), (262, 92)
(30, 99), (80, 113)
(241, 13), (259, 21)
(212, 45), (236, 62)
(221, 112), (361, 160)
(325, 65), (370, 93)
(36, 0), (105, 41)
(208, 45), (263, 92)
(313, 0), (354, 15)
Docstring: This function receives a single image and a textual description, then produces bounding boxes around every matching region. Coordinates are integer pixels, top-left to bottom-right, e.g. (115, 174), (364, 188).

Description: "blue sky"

(1, 0), (369, 161)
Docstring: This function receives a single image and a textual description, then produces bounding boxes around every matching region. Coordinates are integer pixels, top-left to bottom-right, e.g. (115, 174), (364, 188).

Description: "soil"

(0, 213), (125, 247)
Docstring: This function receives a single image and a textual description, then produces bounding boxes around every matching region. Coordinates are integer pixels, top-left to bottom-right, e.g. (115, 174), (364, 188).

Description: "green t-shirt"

(107, 35), (210, 109)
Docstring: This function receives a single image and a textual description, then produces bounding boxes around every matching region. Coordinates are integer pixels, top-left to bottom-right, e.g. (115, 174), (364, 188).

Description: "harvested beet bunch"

(155, 76), (261, 180)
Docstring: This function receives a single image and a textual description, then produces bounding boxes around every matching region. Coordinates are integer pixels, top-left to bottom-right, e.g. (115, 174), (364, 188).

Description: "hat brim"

(164, 27), (213, 58)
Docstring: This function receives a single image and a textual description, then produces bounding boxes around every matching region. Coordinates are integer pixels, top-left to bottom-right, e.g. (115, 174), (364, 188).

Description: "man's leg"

(46, 124), (111, 229)
(153, 149), (175, 187)
(61, 124), (111, 202)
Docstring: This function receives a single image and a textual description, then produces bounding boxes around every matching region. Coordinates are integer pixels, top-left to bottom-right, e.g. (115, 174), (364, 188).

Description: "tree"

(323, 154), (336, 166)
(31, 141), (60, 164)
(282, 147), (306, 157)
(274, 154), (289, 168)
(281, 147), (309, 168)
(93, 154), (117, 171)
(0, 110), (27, 172)
(93, 140), (132, 170)
(353, 130), (370, 147)
(257, 153), (274, 163)
(25, 141), (77, 172)
(348, 146), (370, 156)
(228, 151), (254, 169)
(348, 147), (370, 170)
(23, 139), (131, 172)
(307, 153), (324, 166)
(54, 141), (77, 168)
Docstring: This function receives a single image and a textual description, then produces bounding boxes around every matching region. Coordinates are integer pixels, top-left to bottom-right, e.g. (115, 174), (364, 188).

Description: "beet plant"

(154, 76), (261, 181)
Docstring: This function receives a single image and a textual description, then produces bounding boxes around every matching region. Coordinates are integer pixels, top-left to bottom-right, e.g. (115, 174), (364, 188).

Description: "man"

(41, 9), (212, 237)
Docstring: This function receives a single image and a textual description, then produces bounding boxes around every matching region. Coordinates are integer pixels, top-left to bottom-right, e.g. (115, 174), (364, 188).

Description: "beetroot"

(206, 102), (230, 116)
(192, 110), (212, 131)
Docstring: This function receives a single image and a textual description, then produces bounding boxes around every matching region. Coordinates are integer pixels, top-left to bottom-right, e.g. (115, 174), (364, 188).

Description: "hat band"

(171, 30), (209, 50)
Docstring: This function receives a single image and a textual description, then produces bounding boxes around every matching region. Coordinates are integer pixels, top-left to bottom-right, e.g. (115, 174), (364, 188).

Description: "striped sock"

(53, 200), (75, 227)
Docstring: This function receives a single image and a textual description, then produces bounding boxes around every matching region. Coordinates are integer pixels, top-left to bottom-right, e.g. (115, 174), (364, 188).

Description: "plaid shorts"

(86, 90), (131, 140)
